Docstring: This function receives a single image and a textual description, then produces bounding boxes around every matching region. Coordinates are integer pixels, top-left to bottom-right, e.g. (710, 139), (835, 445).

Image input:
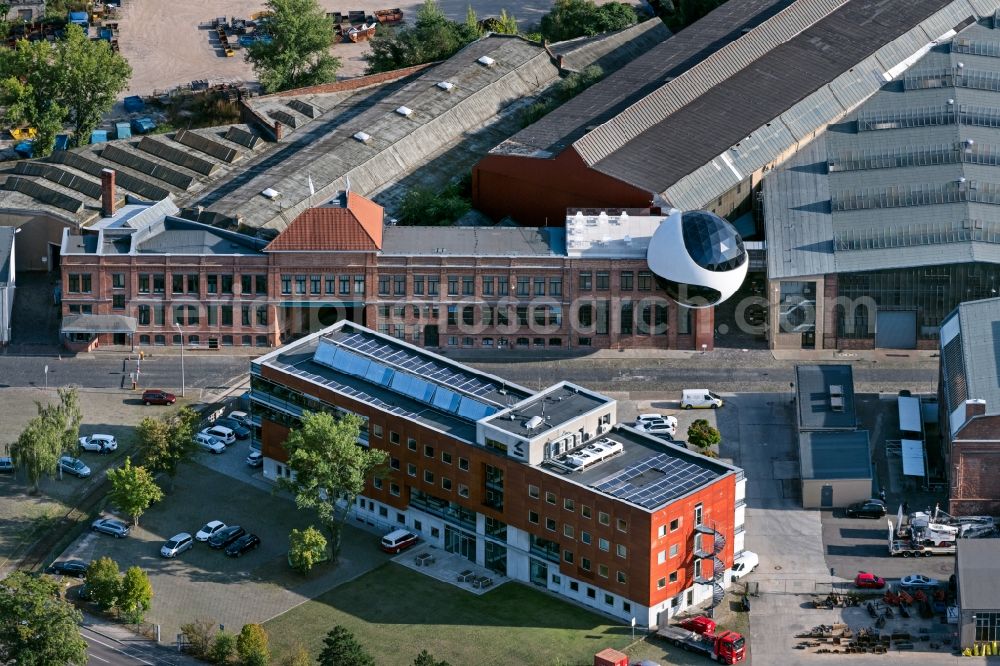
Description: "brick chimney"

(101, 168), (116, 217)
(273, 121), (283, 141)
(965, 399), (987, 422)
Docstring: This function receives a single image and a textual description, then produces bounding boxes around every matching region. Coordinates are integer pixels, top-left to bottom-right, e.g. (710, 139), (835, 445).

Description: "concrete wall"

(0, 213), (69, 272)
(801, 478), (871, 509)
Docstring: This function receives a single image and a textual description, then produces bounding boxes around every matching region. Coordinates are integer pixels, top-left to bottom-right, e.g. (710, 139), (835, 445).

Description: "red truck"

(656, 626), (746, 664)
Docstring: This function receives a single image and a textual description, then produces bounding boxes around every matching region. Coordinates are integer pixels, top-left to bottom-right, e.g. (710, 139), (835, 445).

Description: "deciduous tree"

(0, 38), (66, 155)
(236, 623), (270, 666)
(57, 24), (131, 146)
(279, 412), (386, 559)
(539, 0), (637, 42)
(288, 525), (328, 574)
(245, 0), (341, 93)
(208, 629), (236, 663)
(10, 415), (61, 493)
(107, 457), (163, 527)
(687, 418), (721, 456)
(0, 571), (87, 666)
(138, 406), (200, 479)
(280, 644), (312, 666)
(117, 566), (153, 624)
(365, 0), (479, 73)
(317, 625), (374, 666)
(85, 556), (121, 612)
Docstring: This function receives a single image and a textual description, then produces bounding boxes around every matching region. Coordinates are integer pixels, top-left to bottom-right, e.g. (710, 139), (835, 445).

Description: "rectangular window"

(242, 306), (251, 326)
(354, 275), (365, 294)
(292, 275), (304, 294)
(427, 276), (439, 296)
(256, 306), (268, 326)
(185, 274), (198, 294)
(407, 463), (417, 477)
(516, 277), (529, 296)
(325, 276), (335, 294)
(339, 276), (351, 295)
(254, 275), (266, 295)
(221, 275), (234, 294)
(447, 275), (458, 296)
(599, 566), (609, 580)
(424, 445), (434, 458)
(528, 485), (539, 499)
(669, 571), (678, 583)
(172, 274), (184, 293)
(658, 524), (667, 538)
(112, 294), (125, 309)
(112, 273), (125, 289)
(458, 457), (469, 471)
(670, 518), (680, 531)
(579, 272), (592, 290)
(498, 276), (508, 295)
(581, 505), (592, 519)
(441, 451), (452, 465)
(389, 431), (400, 445)
(394, 275), (406, 296)
(545, 517), (556, 532)
(413, 275), (424, 295)
(658, 550), (666, 564)
(458, 484), (469, 498)
(616, 518), (627, 533)
(563, 498), (575, 512)
(151, 274), (164, 294)
(390, 483), (400, 497)
(620, 302), (634, 335)
(598, 511), (610, 526)
(581, 531), (591, 545)
(596, 271), (609, 290)
(581, 557), (591, 571)
(657, 577), (666, 589)
(545, 491), (556, 505)
(207, 306), (217, 326)
(695, 503), (703, 526)
(482, 276), (494, 296)
(529, 510), (539, 524)
(669, 544), (678, 558)
(620, 271), (633, 291)
(137, 304), (150, 325)
(378, 276), (390, 295)
(441, 477), (452, 491)
(154, 305), (164, 326)
(462, 276), (474, 295)
(241, 275), (252, 295)
(310, 275), (321, 295)
(207, 275), (218, 294)
(563, 524), (574, 538)
(599, 538), (609, 552)
(638, 271), (653, 291)
(534, 277), (545, 296)
(221, 305), (233, 326)
(390, 457), (400, 470)
(618, 571), (627, 584)
(563, 550), (574, 564)
(138, 274), (150, 293)
(280, 275), (291, 294)
(549, 277), (562, 296)
(373, 424), (383, 439)
(616, 544), (627, 559)
(407, 437), (417, 451)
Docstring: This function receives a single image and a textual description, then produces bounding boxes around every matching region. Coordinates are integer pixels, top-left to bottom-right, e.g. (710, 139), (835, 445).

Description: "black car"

(225, 533), (261, 557)
(208, 525), (246, 549)
(845, 499), (887, 519)
(214, 418), (250, 440)
(47, 560), (88, 577)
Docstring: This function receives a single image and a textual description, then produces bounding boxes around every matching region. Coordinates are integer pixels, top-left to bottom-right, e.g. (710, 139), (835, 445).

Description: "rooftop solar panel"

(593, 454), (717, 508)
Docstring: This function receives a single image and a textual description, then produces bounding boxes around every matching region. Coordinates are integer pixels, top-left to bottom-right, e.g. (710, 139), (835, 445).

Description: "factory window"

(564, 498), (575, 511)
(549, 277), (562, 296)
(112, 273), (125, 289)
(596, 271), (609, 290)
(579, 272), (592, 290)
(280, 275), (291, 294)
(545, 491), (557, 505)
(620, 271), (633, 291)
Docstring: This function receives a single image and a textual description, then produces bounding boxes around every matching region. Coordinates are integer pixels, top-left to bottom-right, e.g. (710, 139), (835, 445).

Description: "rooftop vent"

(261, 188), (280, 199)
(395, 106), (413, 117)
(829, 384), (845, 412)
(353, 131), (372, 144)
(478, 55), (495, 67)
(437, 81), (455, 91)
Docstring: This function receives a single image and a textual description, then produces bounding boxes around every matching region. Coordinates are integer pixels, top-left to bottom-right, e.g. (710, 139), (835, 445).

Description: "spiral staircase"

(693, 522), (726, 613)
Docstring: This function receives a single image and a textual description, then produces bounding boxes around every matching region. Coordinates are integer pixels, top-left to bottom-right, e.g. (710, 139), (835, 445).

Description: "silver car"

(91, 518), (130, 538)
(59, 456), (91, 478)
(160, 532), (194, 558)
(194, 433), (226, 454)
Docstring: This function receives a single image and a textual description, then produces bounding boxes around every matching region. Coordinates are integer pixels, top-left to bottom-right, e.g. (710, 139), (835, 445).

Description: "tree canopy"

(137, 406), (200, 478)
(279, 411), (386, 558)
(538, 0), (638, 43)
(245, 0), (341, 93)
(317, 626), (374, 666)
(86, 556), (121, 612)
(0, 571), (87, 666)
(397, 184), (470, 226)
(687, 418), (721, 456)
(237, 623), (270, 666)
(107, 457), (164, 526)
(117, 566), (153, 624)
(0, 24), (130, 154)
(288, 525), (328, 574)
(414, 649), (451, 666)
(365, 0), (479, 74)
(10, 387), (82, 493)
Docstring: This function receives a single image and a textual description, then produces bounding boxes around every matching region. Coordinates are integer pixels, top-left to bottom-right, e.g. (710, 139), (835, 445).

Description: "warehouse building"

(956, 539), (1000, 648)
(250, 321), (747, 627)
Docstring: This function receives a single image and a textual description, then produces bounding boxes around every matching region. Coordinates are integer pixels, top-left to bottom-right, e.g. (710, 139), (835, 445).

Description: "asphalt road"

(81, 625), (176, 666)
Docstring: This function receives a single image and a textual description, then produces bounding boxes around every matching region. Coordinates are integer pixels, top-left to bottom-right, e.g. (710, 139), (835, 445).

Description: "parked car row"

(163, 520), (261, 558)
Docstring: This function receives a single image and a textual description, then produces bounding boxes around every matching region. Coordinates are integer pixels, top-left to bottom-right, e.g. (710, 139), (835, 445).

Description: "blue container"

(123, 95), (145, 113)
(115, 122), (132, 139)
(13, 140), (33, 158)
(130, 117), (156, 134)
(91, 129), (108, 144)
(54, 134), (69, 151)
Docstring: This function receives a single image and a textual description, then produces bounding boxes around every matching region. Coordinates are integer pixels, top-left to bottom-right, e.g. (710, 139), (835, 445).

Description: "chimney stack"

(101, 168), (116, 217)
(965, 398), (987, 422)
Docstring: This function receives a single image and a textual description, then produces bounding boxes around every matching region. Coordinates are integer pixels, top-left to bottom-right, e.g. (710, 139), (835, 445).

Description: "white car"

(246, 451), (263, 468)
(78, 434), (118, 453)
(732, 551), (759, 581)
(200, 426), (236, 446)
(227, 410), (250, 425)
(195, 520), (226, 542)
(160, 532), (194, 558)
(635, 413), (666, 427)
(194, 433), (226, 454)
(641, 417), (678, 438)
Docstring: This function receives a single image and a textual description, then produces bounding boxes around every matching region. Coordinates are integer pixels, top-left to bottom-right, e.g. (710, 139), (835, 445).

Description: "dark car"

(47, 560), (89, 577)
(208, 525), (246, 549)
(225, 533), (261, 557)
(142, 390), (176, 406)
(845, 499), (887, 519)
(214, 417), (250, 440)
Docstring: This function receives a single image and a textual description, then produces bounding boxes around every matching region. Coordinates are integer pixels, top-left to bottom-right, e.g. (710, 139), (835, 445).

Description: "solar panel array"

(14, 162), (102, 199)
(138, 137), (219, 176)
(271, 359), (421, 419)
(592, 453), (717, 509)
(335, 332), (502, 400)
(287, 99), (319, 118)
(4, 176), (84, 213)
(101, 144), (195, 190)
(48, 151), (171, 201)
(174, 129), (240, 163)
(224, 126), (262, 149)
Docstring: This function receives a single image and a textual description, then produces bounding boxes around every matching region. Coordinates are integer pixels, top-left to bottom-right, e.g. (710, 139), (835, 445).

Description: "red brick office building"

(251, 321), (747, 627)
(59, 191), (716, 352)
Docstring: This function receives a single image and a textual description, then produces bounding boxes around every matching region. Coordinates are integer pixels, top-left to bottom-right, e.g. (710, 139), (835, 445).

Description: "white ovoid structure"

(646, 209), (748, 308)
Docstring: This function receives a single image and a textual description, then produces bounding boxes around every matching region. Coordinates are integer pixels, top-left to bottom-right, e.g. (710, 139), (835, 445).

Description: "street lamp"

(174, 323), (185, 398)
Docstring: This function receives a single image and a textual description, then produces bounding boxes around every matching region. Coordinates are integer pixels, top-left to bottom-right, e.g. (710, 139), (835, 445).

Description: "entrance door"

(444, 526), (475, 563)
(820, 484), (834, 508)
(113, 333), (127, 345)
(424, 324), (439, 347)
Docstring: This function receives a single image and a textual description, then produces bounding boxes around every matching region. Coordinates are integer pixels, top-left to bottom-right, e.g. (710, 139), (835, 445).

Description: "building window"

(586, 587), (596, 599)
(207, 306), (217, 326)
(423, 470), (434, 484)
(657, 577), (666, 589)
(598, 512), (610, 525)
(373, 477), (383, 490)
(407, 463), (417, 477)
(669, 544), (678, 558)
(256, 275), (268, 294)
(394, 275), (406, 296)
(426, 276), (439, 296)
(581, 557), (591, 571)
(669, 571), (678, 583)
(447, 275), (458, 296)
(658, 550), (666, 564)
(221, 305), (233, 326)
(568, 581), (577, 592)
(563, 524), (574, 538)
(581, 505), (591, 519)
(534, 277), (545, 296)
(389, 431), (400, 445)
(458, 457), (469, 471)
(599, 538), (609, 552)
(462, 276), (474, 295)
(152, 274), (164, 294)
(310, 275), (321, 295)
(563, 550), (574, 564)
(579, 272), (592, 290)
(516, 277), (529, 296)
(620, 271), (633, 290)
(172, 274), (184, 293)
(112, 294), (125, 310)
(406, 437), (417, 451)
(546, 518), (556, 532)
(256, 306), (268, 326)
(658, 524), (667, 538)
(207, 275), (218, 294)
(638, 271), (653, 291)
(390, 457), (400, 470)
(620, 302), (634, 335)
(596, 271), (609, 290)
(670, 518), (680, 531)
(695, 503), (703, 526)
(221, 275), (234, 294)
(279, 275), (290, 294)
(138, 274), (150, 293)
(137, 305), (150, 325)
(458, 484), (469, 498)
(441, 451), (452, 464)
(372, 424), (383, 439)
(242, 306), (251, 327)
(390, 483), (400, 497)
(354, 275), (365, 294)
(441, 477), (452, 491)
(616, 544), (627, 559)
(618, 571), (627, 585)
(581, 531), (591, 545)
(112, 273), (125, 289)
(563, 497), (575, 512)
(482, 276), (494, 295)
(528, 485), (539, 499)
(549, 277), (562, 296)
(529, 510), (539, 524)
(616, 518), (627, 533)
(424, 444), (434, 458)
(336, 275), (349, 295)
(545, 491), (556, 505)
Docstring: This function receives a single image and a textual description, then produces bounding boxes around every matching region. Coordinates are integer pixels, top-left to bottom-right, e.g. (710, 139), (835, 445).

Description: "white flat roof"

(564, 210), (665, 258)
(901, 439), (926, 477)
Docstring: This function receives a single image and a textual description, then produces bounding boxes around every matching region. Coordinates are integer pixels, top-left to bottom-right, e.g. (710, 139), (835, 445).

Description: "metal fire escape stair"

(694, 522), (726, 610)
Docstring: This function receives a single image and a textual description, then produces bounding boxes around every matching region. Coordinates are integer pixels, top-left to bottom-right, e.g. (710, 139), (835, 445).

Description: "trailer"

(888, 521), (956, 557)
(656, 626), (746, 664)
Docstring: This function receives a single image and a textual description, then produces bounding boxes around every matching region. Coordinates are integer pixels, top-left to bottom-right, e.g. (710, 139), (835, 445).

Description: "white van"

(681, 389), (724, 409)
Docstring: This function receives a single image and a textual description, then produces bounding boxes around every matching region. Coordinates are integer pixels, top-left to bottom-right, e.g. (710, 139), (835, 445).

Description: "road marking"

(82, 632), (156, 666)
(88, 651), (111, 663)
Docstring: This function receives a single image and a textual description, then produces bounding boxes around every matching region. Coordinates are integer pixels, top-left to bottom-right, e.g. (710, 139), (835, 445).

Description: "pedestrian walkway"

(393, 545), (507, 596)
(81, 611), (203, 665)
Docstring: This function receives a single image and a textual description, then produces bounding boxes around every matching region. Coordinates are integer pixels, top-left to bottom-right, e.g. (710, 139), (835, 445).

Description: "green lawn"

(265, 562), (634, 665)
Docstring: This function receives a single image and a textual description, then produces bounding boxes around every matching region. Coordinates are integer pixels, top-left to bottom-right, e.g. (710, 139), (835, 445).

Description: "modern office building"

(58, 191), (722, 352)
(765, 15), (1000, 351)
(939, 297), (1000, 515)
(250, 321), (747, 627)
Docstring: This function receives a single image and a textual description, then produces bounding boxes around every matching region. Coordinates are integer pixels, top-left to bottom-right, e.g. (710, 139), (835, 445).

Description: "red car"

(855, 572), (886, 589)
(677, 615), (717, 635)
(142, 389), (176, 406)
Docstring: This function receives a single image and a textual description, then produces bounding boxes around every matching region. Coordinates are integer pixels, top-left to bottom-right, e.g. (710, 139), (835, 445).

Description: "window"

(669, 571), (678, 583)
(424, 444), (434, 458)
(657, 577), (666, 589)
(620, 302), (634, 335)
(586, 587), (596, 599)
(373, 477), (383, 490)
(390, 457), (400, 470)
(112, 273), (125, 289)
(581, 505), (591, 519)
(354, 275), (365, 294)
(670, 518), (680, 531)
(579, 272), (592, 290)
(407, 437), (417, 451)
(657, 550), (666, 564)
(447, 275), (458, 296)
(669, 544), (678, 558)
(482, 276), (494, 295)
(563, 524), (574, 538)
(458, 484), (469, 498)
(596, 271), (609, 290)
(388, 431), (400, 445)
(694, 503), (703, 526)
(638, 271), (653, 291)
(394, 275), (406, 296)
(441, 477), (452, 491)
(221, 275), (234, 294)
(112, 294), (125, 310)
(498, 276), (508, 295)
(545, 491), (556, 505)
(242, 306), (251, 326)
(528, 485), (539, 499)
(339, 276), (351, 295)
(427, 276), (439, 296)
(598, 538), (609, 552)
(207, 275), (218, 294)
(462, 276), (474, 295)
(407, 463), (417, 477)
(658, 524), (667, 538)
(529, 510), (539, 524)
(423, 470), (434, 484)
(281, 275), (291, 294)
(549, 277), (562, 296)
(581, 531), (591, 545)
(221, 305), (233, 326)
(441, 451), (452, 464)
(569, 581), (578, 592)
(516, 277), (529, 296)
(616, 518), (627, 533)
(152, 274), (164, 294)
(294, 275), (306, 294)
(207, 306), (217, 326)
(581, 557), (591, 571)
(373, 424), (383, 439)
(137, 305), (150, 325)
(172, 274), (184, 293)
(256, 306), (268, 326)
(616, 544), (627, 559)
(598, 512), (610, 525)
(618, 572), (627, 585)
(563, 550), (574, 564)
(138, 274), (150, 293)
(458, 457), (469, 471)
(534, 277), (545, 296)
(620, 271), (633, 291)
(390, 483), (401, 497)
(310, 275), (321, 295)
(546, 518), (556, 532)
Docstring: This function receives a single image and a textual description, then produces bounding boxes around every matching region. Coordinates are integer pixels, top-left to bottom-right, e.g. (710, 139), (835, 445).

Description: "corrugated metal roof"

(956, 296), (1000, 414)
(766, 18), (1000, 278)
(956, 535), (1000, 610)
